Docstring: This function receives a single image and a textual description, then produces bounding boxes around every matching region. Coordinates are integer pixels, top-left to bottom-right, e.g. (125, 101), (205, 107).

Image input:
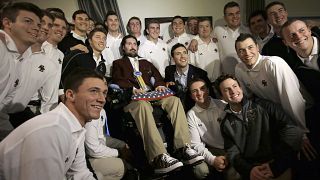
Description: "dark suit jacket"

(112, 56), (165, 90)
(164, 64), (215, 111)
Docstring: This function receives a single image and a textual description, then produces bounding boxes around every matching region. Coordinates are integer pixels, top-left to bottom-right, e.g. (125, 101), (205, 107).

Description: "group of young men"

(0, 0), (319, 180)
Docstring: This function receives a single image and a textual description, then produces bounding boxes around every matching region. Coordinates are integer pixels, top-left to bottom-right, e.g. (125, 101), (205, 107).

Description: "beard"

(125, 49), (138, 58)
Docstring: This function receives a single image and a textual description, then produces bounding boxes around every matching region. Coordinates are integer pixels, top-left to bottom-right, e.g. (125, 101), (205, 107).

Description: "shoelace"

(185, 146), (197, 156)
(162, 154), (176, 163)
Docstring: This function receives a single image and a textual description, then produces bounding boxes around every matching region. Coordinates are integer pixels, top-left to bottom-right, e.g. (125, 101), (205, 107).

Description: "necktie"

(134, 58), (139, 71)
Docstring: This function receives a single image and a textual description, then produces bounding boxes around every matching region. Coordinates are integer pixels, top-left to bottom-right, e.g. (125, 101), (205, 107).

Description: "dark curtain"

(78, 0), (125, 35)
(245, 0), (265, 23)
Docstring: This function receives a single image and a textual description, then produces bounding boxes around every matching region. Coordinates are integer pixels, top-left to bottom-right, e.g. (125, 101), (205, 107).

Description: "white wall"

(13, 0), (320, 23)
(117, 0), (241, 30)
(14, 0), (240, 25)
(265, 0), (320, 17)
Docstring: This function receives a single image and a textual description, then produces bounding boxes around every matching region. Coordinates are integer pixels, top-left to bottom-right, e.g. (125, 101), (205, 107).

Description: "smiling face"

(105, 15), (119, 33)
(48, 18), (67, 45)
(89, 31), (106, 53)
(198, 20), (212, 39)
(219, 78), (243, 105)
(146, 22), (160, 41)
(224, 6), (241, 29)
(172, 18), (185, 36)
(73, 13), (89, 33)
(236, 37), (260, 69)
(37, 15), (53, 43)
(172, 46), (189, 68)
(67, 77), (107, 125)
(282, 20), (313, 56)
(128, 19), (141, 35)
(3, 10), (41, 50)
(190, 80), (210, 106)
(267, 4), (288, 29)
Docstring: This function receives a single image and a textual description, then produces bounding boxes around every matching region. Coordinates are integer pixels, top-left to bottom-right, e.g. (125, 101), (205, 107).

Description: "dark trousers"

(9, 107), (36, 128)
(293, 103), (320, 180)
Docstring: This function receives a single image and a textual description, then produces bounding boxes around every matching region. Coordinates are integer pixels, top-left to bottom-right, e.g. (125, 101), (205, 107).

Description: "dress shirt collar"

(244, 54), (263, 72)
(174, 32), (188, 38)
(42, 40), (58, 49)
(71, 30), (87, 43)
(0, 30), (20, 54)
(297, 36), (319, 62)
(128, 56), (141, 71)
(93, 53), (103, 64)
(175, 65), (189, 77)
(57, 102), (85, 133)
(107, 32), (122, 40)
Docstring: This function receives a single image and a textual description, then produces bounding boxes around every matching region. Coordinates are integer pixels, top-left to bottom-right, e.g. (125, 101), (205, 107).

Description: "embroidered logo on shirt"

(65, 157), (69, 163)
(261, 80), (268, 86)
(14, 79), (19, 87)
(58, 58), (62, 64)
(38, 65), (45, 72)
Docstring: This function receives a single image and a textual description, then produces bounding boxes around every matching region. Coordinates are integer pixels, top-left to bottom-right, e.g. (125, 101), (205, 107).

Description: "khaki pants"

(88, 136), (128, 180)
(193, 146), (241, 180)
(124, 96), (190, 161)
(89, 157), (125, 180)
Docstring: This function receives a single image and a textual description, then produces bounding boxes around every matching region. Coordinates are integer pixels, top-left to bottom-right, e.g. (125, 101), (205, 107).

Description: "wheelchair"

(105, 84), (177, 179)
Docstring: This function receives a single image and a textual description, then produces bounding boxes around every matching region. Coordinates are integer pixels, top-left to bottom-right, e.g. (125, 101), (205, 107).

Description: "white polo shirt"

(85, 109), (119, 158)
(137, 34), (147, 45)
(187, 98), (226, 165)
(138, 39), (170, 77)
(6, 47), (57, 114)
(235, 54), (308, 132)
(213, 25), (249, 75)
(0, 103), (95, 180)
(189, 35), (221, 82)
(167, 32), (194, 63)
(0, 30), (29, 132)
(41, 41), (64, 98)
(102, 33), (122, 61)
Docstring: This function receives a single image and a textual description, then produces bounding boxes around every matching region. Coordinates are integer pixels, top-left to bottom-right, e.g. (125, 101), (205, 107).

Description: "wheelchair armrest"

(107, 84), (132, 110)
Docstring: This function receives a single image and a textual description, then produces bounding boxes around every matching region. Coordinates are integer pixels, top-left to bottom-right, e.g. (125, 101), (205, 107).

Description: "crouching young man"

(215, 74), (303, 180)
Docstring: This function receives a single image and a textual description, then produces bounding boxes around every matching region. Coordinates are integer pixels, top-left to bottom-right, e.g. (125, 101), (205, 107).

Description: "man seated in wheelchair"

(111, 35), (204, 174)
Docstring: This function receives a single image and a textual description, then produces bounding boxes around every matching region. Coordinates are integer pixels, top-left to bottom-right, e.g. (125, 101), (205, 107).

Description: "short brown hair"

(215, 74), (241, 96)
